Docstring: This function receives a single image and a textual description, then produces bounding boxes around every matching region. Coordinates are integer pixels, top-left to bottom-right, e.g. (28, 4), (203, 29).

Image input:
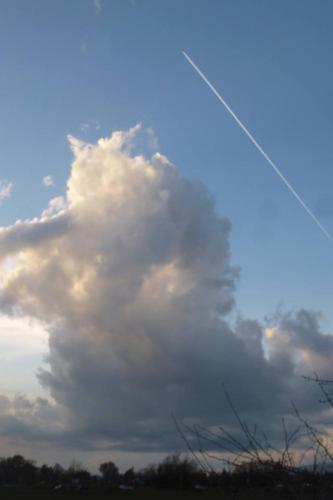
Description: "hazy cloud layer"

(0, 126), (332, 452)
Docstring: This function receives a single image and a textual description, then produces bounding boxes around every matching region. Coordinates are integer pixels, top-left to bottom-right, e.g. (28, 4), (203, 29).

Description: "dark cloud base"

(0, 127), (332, 457)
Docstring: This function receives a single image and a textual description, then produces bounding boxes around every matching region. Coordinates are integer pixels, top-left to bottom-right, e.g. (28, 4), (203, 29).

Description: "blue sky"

(0, 0), (333, 468)
(1, 0), (332, 330)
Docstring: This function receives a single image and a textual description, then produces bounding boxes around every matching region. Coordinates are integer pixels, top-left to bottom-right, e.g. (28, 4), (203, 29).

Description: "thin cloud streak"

(182, 51), (333, 243)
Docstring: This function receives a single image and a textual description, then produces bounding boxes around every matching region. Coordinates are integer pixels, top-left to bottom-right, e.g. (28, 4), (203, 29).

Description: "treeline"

(0, 453), (206, 490)
(0, 453), (331, 492)
(0, 453), (205, 490)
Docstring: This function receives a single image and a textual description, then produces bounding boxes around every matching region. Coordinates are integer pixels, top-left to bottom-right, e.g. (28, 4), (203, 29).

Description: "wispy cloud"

(93, 0), (102, 15)
(0, 181), (12, 201)
(80, 120), (101, 134)
(146, 127), (159, 151)
(42, 175), (54, 187)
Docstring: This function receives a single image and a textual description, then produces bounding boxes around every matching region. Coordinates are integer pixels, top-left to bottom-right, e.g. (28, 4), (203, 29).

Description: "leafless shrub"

(173, 385), (328, 477)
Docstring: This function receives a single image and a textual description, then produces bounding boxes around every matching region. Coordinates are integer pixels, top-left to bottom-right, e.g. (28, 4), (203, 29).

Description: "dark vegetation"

(2, 375), (333, 498)
(0, 452), (333, 499)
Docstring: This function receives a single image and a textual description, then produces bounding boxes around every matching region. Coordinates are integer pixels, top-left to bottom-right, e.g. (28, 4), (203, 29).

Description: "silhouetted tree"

(0, 455), (37, 485)
(123, 467), (136, 485)
(99, 461), (119, 486)
(155, 453), (200, 489)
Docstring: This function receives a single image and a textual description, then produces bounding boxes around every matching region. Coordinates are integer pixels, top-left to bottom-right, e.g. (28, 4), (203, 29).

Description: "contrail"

(182, 51), (333, 243)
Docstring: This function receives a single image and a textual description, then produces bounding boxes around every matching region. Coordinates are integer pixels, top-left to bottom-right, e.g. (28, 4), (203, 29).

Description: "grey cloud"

(0, 213), (69, 259)
(0, 127), (331, 455)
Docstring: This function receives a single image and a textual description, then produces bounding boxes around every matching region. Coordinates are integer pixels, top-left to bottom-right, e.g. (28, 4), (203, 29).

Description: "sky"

(0, 0), (333, 471)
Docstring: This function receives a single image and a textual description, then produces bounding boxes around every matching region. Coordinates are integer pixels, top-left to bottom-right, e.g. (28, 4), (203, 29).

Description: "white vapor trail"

(182, 51), (333, 243)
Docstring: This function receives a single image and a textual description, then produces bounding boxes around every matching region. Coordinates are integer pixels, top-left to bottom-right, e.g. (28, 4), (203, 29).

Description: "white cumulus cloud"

(0, 126), (331, 454)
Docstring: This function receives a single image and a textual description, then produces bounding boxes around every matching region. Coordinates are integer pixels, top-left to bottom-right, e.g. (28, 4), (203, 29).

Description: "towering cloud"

(0, 126), (332, 452)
